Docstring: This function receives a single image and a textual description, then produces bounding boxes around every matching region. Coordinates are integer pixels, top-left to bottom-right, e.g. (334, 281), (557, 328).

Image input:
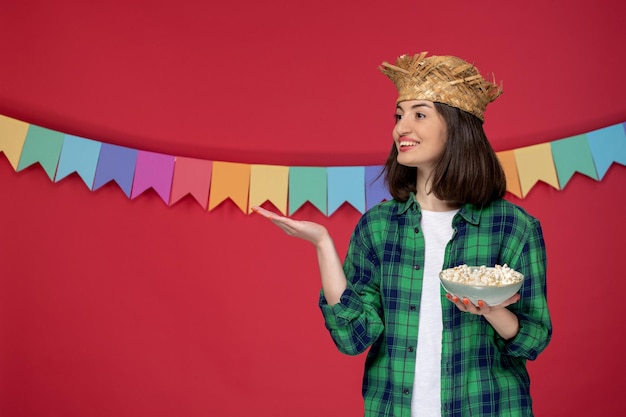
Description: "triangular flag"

(497, 150), (523, 198)
(55, 135), (102, 189)
(208, 161), (250, 213)
(0, 115), (29, 170)
(514, 143), (560, 197)
(131, 151), (175, 204)
(249, 165), (289, 215)
(586, 123), (626, 180)
(16, 125), (64, 180)
(288, 167), (327, 215)
(93, 144), (138, 197)
(170, 157), (213, 209)
(365, 165), (391, 210)
(327, 166), (365, 216)
(550, 134), (598, 188)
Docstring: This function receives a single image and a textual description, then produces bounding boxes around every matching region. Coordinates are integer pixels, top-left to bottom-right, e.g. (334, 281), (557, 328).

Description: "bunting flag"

(17, 125), (64, 180)
(365, 165), (391, 211)
(208, 161), (250, 213)
(55, 135), (102, 189)
(288, 167), (327, 215)
(586, 123), (626, 180)
(327, 166), (365, 216)
(0, 115), (29, 170)
(496, 151), (522, 198)
(0, 114), (624, 216)
(550, 134), (598, 188)
(92, 144), (138, 197)
(170, 157), (213, 209)
(514, 143), (560, 197)
(249, 165), (289, 215)
(130, 151), (175, 204)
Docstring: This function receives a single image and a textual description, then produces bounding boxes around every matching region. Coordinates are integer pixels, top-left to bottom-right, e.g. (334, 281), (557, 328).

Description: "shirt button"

(414, 227), (419, 233)
(414, 265), (420, 270)
(403, 388), (410, 395)
(410, 305), (416, 311)
(408, 346), (414, 352)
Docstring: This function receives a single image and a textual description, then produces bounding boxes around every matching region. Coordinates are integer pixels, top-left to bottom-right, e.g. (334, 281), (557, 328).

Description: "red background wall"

(1, 1), (625, 416)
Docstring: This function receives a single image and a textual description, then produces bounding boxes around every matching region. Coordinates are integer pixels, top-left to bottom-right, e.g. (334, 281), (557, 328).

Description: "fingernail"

(445, 294), (451, 300)
(478, 301), (484, 307)
(462, 298), (469, 305)
(452, 296), (458, 302)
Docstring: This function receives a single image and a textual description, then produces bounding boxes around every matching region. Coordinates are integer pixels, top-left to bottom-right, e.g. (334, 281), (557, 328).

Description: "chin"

(396, 155), (418, 168)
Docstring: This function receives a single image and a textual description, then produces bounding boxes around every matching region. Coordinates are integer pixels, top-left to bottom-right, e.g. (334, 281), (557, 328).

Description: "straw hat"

(379, 52), (502, 121)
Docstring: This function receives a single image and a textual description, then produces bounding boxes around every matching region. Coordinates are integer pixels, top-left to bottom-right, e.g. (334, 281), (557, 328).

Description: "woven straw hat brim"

(380, 53), (502, 121)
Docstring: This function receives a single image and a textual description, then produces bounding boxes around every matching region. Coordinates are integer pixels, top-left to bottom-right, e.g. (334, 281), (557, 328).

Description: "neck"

(415, 190), (459, 212)
(415, 170), (460, 212)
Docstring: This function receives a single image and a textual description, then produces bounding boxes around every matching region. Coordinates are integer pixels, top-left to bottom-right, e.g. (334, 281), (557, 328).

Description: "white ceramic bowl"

(439, 266), (524, 306)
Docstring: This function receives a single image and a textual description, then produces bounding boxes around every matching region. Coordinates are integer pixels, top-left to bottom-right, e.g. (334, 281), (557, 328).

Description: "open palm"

(252, 206), (329, 246)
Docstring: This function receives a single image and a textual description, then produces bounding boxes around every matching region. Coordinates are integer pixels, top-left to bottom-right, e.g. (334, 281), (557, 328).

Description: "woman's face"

(392, 100), (447, 170)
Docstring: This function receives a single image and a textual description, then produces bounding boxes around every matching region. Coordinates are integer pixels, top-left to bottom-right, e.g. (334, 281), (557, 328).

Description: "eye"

(394, 114), (402, 122)
(415, 112), (425, 119)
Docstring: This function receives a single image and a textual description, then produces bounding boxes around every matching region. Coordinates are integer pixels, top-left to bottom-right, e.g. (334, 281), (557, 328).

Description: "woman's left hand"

(444, 293), (520, 316)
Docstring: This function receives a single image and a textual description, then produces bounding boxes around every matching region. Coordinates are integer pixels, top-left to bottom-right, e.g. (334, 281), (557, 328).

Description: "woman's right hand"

(253, 206), (346, 304)
(252, 206), (330, 247)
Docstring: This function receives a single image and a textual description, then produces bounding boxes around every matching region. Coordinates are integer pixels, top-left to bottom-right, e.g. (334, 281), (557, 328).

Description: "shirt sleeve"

(496, 216), (552, 360)
(319, 216), (385, 356)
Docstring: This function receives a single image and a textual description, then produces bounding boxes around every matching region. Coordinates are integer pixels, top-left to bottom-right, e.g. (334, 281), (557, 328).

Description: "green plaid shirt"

(320, 195), (551, 417)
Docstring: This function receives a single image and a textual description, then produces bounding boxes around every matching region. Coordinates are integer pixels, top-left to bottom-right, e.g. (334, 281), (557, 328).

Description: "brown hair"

(383, 102), (506, 206)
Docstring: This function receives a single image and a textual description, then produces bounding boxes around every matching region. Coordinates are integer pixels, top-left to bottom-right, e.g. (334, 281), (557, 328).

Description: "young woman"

(253, 52), (552, 417)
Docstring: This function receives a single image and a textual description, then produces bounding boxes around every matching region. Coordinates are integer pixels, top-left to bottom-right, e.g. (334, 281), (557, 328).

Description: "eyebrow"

(396, 102), (434, 111)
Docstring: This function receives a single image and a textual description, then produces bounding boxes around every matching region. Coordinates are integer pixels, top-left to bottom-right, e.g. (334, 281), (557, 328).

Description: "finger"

(251, 206), (276, 219)
(253, 207), (291, 225)
(463, 298), (479, 313)
(270, 218), (305, 237)
(474, 300), (490, 314)
(271, 216), (298, 230)
(444, 293), (456, 303)
(445, 294), (467, 311)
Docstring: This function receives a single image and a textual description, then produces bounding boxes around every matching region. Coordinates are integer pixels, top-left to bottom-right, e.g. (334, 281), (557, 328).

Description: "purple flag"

(93, 144), (138, 197)
(365, 165), (391, 210)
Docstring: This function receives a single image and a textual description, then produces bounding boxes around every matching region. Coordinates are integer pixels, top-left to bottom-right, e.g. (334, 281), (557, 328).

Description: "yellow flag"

(514, 143), (560, 197)
(249, 165), (289, 214)
(0, 115), (29, 170)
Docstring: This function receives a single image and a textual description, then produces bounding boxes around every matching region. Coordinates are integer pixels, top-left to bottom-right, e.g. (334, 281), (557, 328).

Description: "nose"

(394, 116), (411, 137)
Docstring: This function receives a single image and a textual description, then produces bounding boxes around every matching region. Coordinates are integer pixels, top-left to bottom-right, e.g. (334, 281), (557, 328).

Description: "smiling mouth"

(398, 140), (418, 150)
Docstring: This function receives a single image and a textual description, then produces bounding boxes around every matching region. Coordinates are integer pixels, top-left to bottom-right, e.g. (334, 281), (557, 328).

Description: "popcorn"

(440, 264), (523, 286)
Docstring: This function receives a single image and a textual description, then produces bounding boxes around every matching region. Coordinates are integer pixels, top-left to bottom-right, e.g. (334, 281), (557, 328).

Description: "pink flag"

(170, 157), (213, 209)
(131, 151), (175, 204)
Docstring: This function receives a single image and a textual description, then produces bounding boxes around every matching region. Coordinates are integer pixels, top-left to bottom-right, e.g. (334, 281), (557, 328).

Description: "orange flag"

(496, 150), (522, 198)
(208, 161), (250, 213)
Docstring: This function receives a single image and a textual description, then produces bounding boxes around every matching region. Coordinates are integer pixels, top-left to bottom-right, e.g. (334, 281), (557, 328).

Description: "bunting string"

(1, 114), (625, 216)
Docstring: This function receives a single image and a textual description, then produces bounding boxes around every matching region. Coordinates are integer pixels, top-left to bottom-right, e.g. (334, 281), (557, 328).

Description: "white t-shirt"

(411, 209), (458, 417)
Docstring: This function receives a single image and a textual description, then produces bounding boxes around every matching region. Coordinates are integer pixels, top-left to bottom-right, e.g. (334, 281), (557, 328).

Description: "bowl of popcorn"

(439, 264), (524, 306)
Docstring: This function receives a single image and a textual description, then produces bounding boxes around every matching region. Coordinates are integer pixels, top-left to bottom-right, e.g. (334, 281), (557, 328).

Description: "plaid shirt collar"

(397, 192), (483, 226)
